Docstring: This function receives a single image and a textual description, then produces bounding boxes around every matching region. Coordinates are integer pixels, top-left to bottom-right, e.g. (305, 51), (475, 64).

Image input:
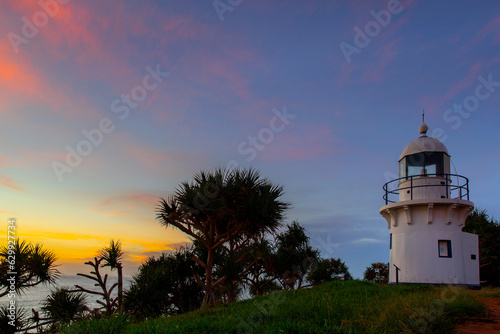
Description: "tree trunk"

(202, 247), (217, 307)
(117, 265), (123, 313)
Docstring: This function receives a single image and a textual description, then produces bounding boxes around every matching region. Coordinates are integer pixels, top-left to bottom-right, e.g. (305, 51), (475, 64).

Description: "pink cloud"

(180, 46), (264, 101)
(360, 40), (399, 83)
(335, 6), (412, 86)
(121, 142), (201, 173)
(0, 44), (51, 105)
(0, 175), (23, 191)
(260, 123), (336, 161)
(96, 192), (158, 208)
(92, 191), (159, 216)
(440, 60), (483, 104)
(471, 13), (500, 45)
(102, 210), (134, 217)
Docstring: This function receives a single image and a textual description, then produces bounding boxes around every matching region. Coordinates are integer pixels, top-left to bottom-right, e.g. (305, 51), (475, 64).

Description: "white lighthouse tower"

(380, 118), (480, 287)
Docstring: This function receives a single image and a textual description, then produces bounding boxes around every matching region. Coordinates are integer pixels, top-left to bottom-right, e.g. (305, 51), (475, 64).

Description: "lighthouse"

(380, 118), (480, 287)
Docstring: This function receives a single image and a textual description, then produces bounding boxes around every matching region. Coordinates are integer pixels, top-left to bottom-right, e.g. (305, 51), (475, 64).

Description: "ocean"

(0, 275), (133, 314)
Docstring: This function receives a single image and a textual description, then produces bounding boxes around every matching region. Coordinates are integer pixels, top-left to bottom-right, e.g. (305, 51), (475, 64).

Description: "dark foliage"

(308, 258), (353, 285)
(99, 239), (124, 312)
(124, 248), (204, 320)
(41, 287), (86, 330)
(156, 167), (289, 306)
(0, 240), (59, 298)
(0, 305), (28, 334)
(364, 262), (389, 283)
(272, 221), (320, 290)
(462, 208), (500, 286)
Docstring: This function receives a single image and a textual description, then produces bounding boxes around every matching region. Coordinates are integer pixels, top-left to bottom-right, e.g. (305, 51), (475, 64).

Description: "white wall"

(382, 199), (479, 286)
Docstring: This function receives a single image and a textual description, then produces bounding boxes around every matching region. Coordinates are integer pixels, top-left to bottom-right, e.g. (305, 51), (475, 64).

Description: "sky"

(0, 0), (499, 279)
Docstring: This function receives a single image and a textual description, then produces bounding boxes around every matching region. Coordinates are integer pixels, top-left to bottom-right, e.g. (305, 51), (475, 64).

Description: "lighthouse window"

(403, 152), (445, 179)
(438, 240), (452, 258)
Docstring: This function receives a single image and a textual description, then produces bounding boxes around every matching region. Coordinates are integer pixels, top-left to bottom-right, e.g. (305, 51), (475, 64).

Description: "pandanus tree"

(98, 239), (124, 312)
(0, 239), (59, 298)
(124, 247), (204, 319)
(240, 236), (277, 297)
(272, 221), (320, 290)
(156, 168), (289, 306)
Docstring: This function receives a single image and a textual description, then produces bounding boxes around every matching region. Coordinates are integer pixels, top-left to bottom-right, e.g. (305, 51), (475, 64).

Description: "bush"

(307, 258), (353, 285)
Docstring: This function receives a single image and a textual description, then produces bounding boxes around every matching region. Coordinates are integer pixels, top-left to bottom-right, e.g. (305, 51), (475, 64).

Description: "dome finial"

(419, 110), (428, 137)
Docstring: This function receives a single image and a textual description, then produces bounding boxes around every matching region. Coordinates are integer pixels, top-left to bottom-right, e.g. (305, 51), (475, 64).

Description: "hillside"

(62, 280), (488, 333)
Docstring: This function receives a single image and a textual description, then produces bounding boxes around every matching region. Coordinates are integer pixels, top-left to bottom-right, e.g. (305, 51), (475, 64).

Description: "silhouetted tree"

(364, 262), (389, 283)
(462, 208), (500, 286)
(40, 287), (86, 331)
(0, 306), (28, 334)
(0, 239), (59, 298)
(74, 257), (118, 316)
(211, 243), (245, 303)
(240, 236), (277, 297)
(272, 221), (320, 290)
(156, 168), (289, 306)
(124, 248), (203, 319)
(308, 258), (353, 285)
(99, 239), (124, 312)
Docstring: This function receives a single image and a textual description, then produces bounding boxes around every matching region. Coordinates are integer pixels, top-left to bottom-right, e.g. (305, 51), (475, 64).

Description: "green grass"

(61, 280), (486, 334)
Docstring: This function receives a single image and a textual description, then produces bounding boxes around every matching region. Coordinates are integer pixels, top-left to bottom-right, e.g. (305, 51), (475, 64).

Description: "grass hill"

(62, 280), (486, 333)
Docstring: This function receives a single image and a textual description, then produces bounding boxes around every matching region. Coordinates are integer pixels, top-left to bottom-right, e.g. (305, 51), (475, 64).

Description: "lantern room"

(398, 122), (450, 179)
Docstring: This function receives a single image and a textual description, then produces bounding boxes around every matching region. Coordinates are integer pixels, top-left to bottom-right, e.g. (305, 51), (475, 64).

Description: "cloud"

(335, 0), (414, 86)
(180, 46), (264, 101)
(361, 40), (399, 83)
(92, 191), (159, 216)
(260, 123), (336, 161)
(440, 60), (483, 104)
(128, 241), (192, 263)
(470, 13), (500, 45)
(122, 143), (199, 172)
(0, 175), (23, 191)
(103, 210), (134, 217)
(351, 238), (385, 244)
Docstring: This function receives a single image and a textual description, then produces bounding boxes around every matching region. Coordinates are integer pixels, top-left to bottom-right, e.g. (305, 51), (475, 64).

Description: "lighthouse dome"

(399, 122), (449, 161)
(398, 121), (450, 179)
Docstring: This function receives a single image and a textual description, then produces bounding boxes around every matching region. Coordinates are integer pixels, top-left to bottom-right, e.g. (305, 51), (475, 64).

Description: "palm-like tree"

(0, 240), (59, 298)
(272, 221), (320, 290)
(98, 239), (124, 312)
(241, 237), (277, 297)
(42, 287), (86, 328)
(156, 167), (289, 306)
(0, 305), (28, 333)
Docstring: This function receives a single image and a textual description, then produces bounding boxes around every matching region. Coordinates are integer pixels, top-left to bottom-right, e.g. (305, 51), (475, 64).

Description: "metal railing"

(383, 173), (470, 205)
